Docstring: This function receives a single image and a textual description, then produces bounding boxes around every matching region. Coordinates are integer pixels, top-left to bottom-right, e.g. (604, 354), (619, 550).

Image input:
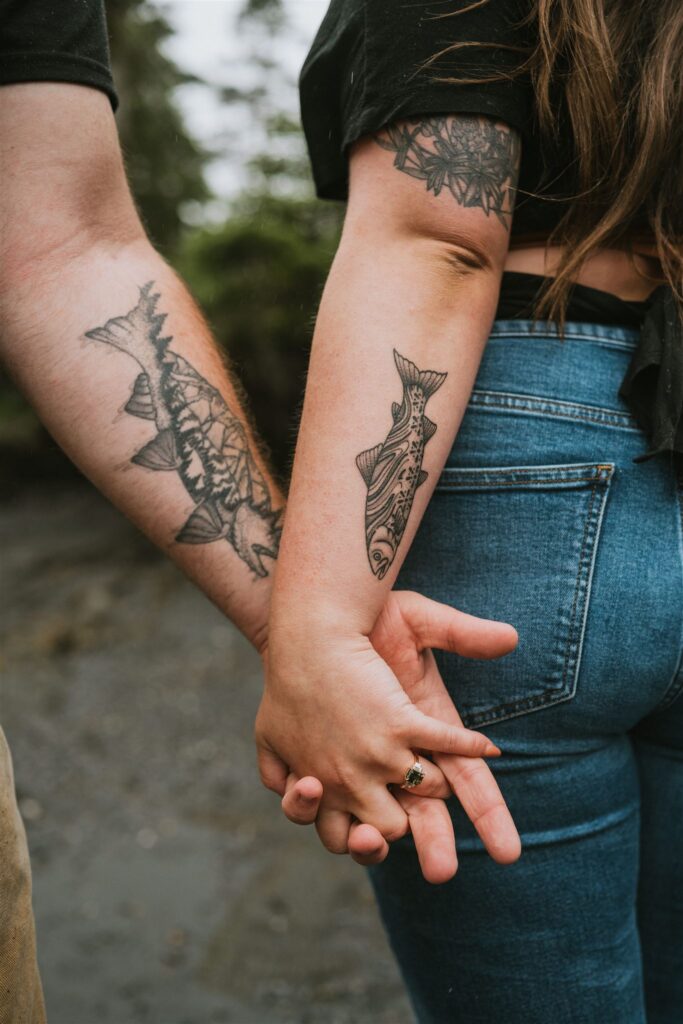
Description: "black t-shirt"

(3, 0), (678, 468)
(0, 0), (117, 109)
(300, 2), (683, 468)
(299, 0), (582, 239)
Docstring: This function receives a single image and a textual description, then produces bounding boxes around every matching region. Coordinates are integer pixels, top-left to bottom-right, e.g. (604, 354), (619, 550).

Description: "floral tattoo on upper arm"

(85, 283), (281, 577)
(374, 115), (520, 228)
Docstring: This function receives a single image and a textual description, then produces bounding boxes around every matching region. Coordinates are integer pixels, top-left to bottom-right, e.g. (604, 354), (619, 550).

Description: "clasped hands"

(255, 592), (522, 884)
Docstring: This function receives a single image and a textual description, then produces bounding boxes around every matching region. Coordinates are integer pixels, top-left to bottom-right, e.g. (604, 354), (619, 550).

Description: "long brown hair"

(429, 0), (683, 324)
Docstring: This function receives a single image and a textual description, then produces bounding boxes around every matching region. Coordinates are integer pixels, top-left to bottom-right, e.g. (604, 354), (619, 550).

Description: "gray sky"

(154, 1), (328, 209)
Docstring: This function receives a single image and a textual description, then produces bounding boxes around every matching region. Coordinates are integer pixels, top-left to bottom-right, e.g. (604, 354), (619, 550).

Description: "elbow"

(0, 185), (145, 299)
(415, 210), (512, 276)
(409, 229), (507, 285)
(439, 234), (499, 276)
(0, 218), (146, 298)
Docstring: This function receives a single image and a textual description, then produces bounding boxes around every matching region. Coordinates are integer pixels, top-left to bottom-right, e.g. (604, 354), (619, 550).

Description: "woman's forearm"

(272, 119), (519, 638)
(271, 229), (504, 636)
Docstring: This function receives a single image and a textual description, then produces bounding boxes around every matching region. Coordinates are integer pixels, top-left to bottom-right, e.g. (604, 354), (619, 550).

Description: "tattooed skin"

(375, 115), (519, 228)
(85, 283), (281, 577)
(356, 350), (447, 579)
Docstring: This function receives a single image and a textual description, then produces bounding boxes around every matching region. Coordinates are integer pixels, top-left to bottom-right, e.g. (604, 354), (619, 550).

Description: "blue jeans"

(370, 321), (683, 1024)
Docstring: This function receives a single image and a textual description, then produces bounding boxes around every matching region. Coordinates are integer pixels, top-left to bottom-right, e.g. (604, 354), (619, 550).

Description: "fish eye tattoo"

(356, 350), (447, 580)
(85, 282), (281, 578)
(374, 115), (519, 228)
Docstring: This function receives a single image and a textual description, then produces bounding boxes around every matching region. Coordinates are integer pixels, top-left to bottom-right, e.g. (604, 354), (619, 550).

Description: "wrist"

(248, 616), (270, 658)
(269, 594), (374, 648)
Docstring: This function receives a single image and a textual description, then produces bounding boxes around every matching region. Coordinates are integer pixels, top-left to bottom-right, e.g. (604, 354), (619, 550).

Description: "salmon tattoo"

(85, 282), (281, 577)
(356, 350), (447, 579)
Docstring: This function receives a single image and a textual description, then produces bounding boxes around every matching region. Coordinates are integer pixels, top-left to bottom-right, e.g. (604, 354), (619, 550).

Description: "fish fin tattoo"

(356, 443), (384, 487)
(374, 115), (520, 229)
(356, 349), (447, 579)
(85, 282), (281, 578)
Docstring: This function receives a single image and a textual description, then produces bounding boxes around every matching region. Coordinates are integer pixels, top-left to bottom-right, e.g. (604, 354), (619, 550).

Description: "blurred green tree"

(179, 196), (340, 481)
(238, 0), (286, 32)
(106, 0), (211, 258)
(177, 0), (342, 480)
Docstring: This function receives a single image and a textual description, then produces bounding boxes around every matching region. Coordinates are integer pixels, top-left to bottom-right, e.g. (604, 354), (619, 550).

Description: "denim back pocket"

(397, 462), (615, 728)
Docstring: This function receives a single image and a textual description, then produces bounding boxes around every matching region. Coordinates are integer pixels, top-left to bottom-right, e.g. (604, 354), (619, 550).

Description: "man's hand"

(264, 592), (521, 883)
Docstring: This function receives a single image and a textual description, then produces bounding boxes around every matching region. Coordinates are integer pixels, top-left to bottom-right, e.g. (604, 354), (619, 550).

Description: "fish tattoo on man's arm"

(85, 282), (281, 577)
(356, 350), (447, 579)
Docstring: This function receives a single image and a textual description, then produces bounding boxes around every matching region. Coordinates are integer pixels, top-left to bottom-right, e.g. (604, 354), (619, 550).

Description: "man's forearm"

(0, 238), (279, 649)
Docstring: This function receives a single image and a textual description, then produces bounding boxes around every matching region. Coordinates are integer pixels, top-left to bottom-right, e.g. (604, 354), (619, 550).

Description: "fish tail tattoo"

(85, 282), (281, 578)
(356, 349), (447, 579)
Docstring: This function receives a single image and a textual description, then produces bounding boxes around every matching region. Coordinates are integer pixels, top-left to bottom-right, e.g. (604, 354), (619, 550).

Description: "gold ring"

(401, 758), (425, 790)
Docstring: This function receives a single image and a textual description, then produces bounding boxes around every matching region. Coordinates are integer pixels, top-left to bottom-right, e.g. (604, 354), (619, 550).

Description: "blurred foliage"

(1, 0), (341, 487)
(106, 0), (212, 258)
(238, 0), (286, 32)
(177, 0), (342, 478)
(179, 195), (340, 478)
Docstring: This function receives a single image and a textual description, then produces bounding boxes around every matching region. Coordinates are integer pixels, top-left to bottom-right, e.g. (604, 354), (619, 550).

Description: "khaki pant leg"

(0, 726), (46, 1024)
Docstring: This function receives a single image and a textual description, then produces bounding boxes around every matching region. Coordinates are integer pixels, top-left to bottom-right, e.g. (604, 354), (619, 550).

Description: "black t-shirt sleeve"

(299, 0), (532, 201)
(0, 0), (117, 109)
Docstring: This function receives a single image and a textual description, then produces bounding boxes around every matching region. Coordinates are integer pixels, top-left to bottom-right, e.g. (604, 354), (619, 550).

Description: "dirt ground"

(0, 482), (413, 1024)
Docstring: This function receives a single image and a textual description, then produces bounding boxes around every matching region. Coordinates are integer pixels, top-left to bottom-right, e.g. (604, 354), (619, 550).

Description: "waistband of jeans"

(490, 319), (639, 350)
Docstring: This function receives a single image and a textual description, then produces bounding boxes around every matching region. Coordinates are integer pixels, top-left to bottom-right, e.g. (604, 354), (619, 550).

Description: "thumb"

(397, 592), (518, 659)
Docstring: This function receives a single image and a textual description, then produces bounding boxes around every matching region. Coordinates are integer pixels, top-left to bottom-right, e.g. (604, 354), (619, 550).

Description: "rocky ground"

(1, 483), (412, 1024)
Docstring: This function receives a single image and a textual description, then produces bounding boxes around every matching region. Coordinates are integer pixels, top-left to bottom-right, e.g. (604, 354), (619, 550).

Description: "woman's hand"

(371, 593), (522, 856)
(256, 592), (520, 881)
(256, 608), (499, 852)
(284, 593), (522, 882)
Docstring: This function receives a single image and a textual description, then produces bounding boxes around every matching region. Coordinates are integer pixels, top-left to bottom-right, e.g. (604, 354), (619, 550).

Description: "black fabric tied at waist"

(497, 272), (683, 475)
(619, 285), (683, 473)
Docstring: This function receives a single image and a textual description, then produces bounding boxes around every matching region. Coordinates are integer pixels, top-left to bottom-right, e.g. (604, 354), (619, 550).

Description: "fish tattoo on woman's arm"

(85, 282), (281, 577)
(356, 350), (447, 579)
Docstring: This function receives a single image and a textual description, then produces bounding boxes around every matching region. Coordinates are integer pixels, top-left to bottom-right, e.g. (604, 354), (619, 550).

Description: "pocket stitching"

(561, 475), (599, 699)
(468, 389), (637, 429)
(438, 463), (614, 491)
(459, 471), (612, 728)
(441, 475), (601, 489)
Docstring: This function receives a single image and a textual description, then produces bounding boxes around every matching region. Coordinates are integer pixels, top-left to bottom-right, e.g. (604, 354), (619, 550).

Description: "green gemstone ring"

(401, 758), (425, 789)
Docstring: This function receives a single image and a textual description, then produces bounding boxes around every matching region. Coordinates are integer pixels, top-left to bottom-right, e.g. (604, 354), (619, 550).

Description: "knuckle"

(451, 758), (483, 786)
(471, 797), (506, 829)
(329, 757), (376, 800)
(287, 811), (312, 825)
(382, 824), (408, 844)
(253, 716), (267, 745)
(328, 761), (357, 795)
(472, 729), (491, 749)
(381, 815), (409, 844)
(259, 771), (280, 793)
(319, 833), (349, 855)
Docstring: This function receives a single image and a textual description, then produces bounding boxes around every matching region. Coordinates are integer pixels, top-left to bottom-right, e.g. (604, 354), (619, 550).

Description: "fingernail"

(485, 742), (502, 757)
(299, 793), (316, 804)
